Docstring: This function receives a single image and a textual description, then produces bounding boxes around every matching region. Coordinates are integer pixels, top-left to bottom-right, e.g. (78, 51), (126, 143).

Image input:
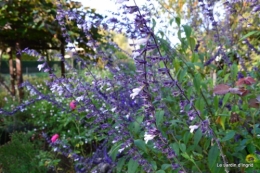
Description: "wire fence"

(0, 61), (63, 74)
(0, 59), (83, 92)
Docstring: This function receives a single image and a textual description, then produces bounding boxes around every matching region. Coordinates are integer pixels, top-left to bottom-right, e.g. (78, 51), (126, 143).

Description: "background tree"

(0, 0), (103, 100)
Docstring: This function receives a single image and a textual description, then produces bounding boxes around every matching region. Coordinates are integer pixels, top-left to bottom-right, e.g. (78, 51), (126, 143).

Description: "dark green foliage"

(0, 132), (47, 173)
(0, 0), (103, 52)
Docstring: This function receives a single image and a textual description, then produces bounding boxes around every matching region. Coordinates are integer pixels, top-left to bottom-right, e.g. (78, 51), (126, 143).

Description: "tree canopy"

(0, 0), (103, 51)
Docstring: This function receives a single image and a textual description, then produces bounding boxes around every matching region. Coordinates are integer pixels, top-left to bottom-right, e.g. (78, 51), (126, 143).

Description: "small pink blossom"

(69, 100), (76, 110)
(51, 134), (59, 143)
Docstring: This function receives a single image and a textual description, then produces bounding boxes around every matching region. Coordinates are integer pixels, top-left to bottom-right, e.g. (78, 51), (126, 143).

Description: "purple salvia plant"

(1, 0), (259, 173)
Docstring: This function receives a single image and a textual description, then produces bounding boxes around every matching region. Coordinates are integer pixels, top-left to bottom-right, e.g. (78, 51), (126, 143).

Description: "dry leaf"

(213, 84), (230, 95)
(249, 98), (260, 108)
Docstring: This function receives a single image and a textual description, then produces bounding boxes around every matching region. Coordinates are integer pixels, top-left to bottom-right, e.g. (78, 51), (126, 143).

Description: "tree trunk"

(8, 50), (16, 96)
(15, 42), (24, 101)
(60, 43), (65, 78)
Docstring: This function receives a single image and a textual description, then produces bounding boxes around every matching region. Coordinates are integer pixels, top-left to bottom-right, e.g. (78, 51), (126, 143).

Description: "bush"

(0, 132), (47, 173)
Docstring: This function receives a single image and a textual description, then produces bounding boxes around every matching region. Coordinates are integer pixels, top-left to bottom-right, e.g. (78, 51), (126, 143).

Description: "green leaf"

(128, 158), (139, 173)
(156, 170), (166, 173)
(213, 96), (219, 110)
(169, 18), (174, 25)
(155, 110), (164, 128)
(247, 143), (256, 153)
(152, 18), (156, 30)
(161, 164), (171, 170)
(189, 37), (196, 51)
(179, 143), (186, 152)
(191, 53), (199, 63)
(178, 68), (187, 82)
(186, 62), (195, 69)
(221, 130), (235, 142)
(222, 93), (231, 108)
(193, 73), (201, 91)
(109, 142), (122, 160)
(183, 25), (192, 39)
(181, 152), (190, 159)
(239, 31), (259, 41)
(194, 129), (202, 146)
(216, 116), (226, 130)
(231, 64), (238, 80)
(37, 22), (44, 29)
(193, 151), (203, 160)
(183, 132), (191, 145)
(178, 30), (182, 41)
(151, 160), (157, 171)
(134, 139), (147, 153)
(159, 30), (164, 38)
(117, 158), (126, 172)
(173, 59), (180, 71)
(208, 144), (220, 171)
(130, 115), (143, 134)
(204, 139), (211, 150)
(175, 17), (181, 27)
(195, 98), (205, 112)
(170, 143), (179, 155)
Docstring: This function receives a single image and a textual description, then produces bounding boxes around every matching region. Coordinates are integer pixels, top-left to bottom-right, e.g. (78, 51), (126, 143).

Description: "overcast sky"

(77, 0), (147, 15)
(78, 0), (116, 14)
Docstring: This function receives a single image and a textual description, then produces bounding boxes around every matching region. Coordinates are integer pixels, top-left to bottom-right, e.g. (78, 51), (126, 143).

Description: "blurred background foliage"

(155, 0), (259, 68)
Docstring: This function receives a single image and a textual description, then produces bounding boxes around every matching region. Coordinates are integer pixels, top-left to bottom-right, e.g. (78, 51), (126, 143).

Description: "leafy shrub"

(0, 132), (47, 173)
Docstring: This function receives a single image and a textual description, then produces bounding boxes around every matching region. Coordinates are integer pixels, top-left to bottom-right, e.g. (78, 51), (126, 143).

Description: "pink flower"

(51, 134), (59, 143)
(69, 100), (76, 110)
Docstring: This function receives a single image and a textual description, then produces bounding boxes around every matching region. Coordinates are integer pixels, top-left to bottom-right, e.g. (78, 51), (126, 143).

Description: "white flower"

(118, 148), (125, 153)
(76, 96), (84, 102)
(215, 55), (222, 62)
(189, 125), (199, 133)
(136, 35), (150, 44)
(134, 38), (147, 45)
(111, 107), (117, 112)
(126, 113), (130, 119)
(118, 143), (131, 153)
(132, 52), (140, 59)
(37, 64), (44, 71)
(144, 132), (156, 144)
(130, 85), (144, 99)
